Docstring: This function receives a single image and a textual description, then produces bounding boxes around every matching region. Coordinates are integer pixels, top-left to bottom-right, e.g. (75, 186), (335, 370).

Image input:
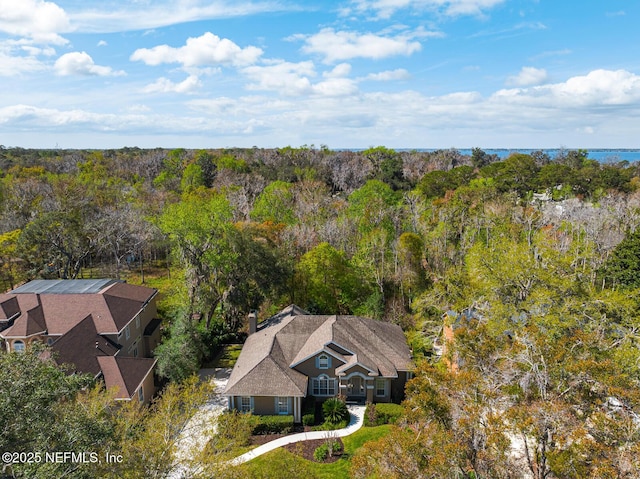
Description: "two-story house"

(0, 279), (162, 403)
(223, 305), (413, 423)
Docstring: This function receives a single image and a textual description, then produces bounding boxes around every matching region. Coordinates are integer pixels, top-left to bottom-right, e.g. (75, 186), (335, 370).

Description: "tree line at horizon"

(1, 144), (640, 477)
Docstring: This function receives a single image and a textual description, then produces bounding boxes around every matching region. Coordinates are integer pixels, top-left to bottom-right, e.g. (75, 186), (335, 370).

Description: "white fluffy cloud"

(3, 68), (640, 148)
(142, 75), (201, 94)
(366, 68), (411, 81)
(495, 69), (640, 108)
(242, 61), (359, 97)
(297, 28), (431, 63)
(0, 50), (44, 76)
(54, 51), (125, 76)
(130, 32), (262, 68)
(0, 0), (70, 44)
(324, 63), (352, 78)
(506, 66), (549, 87)
(243, 61), (316, 95)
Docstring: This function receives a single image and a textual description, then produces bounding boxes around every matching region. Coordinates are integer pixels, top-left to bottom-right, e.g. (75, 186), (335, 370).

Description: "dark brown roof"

(224, 305), (414, 397)
(1, 305), (47, 338)
(97, 356), (156, 399)
(0, 296), (20, 320)
(0, 280), (157, 337)
(50, 315), (120, 377)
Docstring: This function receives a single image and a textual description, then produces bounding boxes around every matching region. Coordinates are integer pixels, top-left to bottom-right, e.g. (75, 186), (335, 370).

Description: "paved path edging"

(230, 405), (366, 465)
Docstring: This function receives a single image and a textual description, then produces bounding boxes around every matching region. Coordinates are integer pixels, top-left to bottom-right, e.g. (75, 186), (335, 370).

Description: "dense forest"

(1, 145), (640, 478)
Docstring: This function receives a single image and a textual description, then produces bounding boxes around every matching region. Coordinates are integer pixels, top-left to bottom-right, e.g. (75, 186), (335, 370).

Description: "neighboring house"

(0, 279), (161, 403)
(223, 305), (414, 423)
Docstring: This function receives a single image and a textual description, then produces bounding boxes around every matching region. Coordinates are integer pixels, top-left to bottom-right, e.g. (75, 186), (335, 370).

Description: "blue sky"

(1, 0), (639, 149)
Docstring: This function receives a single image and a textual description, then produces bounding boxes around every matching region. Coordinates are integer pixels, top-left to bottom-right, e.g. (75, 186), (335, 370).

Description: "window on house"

(240, 396), (252, 413)
(375, 378), (387, 397)
(125, 325), (130, 340)
(276, 397), (289, 414)
(135, 315), (140, 329)
(138, 387), (144, 403)
(312, 375), (336, 396)
(317, 354), (330, 369)
(13, 340), (25, 353)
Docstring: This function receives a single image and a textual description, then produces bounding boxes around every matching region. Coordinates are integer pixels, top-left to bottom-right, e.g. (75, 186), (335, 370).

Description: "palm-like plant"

(322, 398), (349, 424)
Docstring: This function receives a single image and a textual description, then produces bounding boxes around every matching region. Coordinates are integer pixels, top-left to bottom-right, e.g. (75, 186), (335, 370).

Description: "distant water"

(450, 149), (640, 163)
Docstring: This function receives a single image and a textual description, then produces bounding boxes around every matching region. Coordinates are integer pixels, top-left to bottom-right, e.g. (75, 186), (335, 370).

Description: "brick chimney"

(248, 311), (257, 335)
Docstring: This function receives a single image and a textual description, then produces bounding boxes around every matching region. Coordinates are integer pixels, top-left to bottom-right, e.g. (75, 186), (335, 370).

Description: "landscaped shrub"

(251, 415), (294, 435)
(374, 403), (404, 425)
(312, 419), (348, 431)
(364, 402), (376, 427)
(302, 413), (315, 427)
(314, 439), (342, 461)
(313, 443), (329, 462)
(322, 397), (349, 424)
(213, 410), (254, 451)
(364, 402), (404, 426)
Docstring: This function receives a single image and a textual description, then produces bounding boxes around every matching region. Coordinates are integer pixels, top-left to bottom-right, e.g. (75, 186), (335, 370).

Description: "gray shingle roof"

(223, 305), (413, 397)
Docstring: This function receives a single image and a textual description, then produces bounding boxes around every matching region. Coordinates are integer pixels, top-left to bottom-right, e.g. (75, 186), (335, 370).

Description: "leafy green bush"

(251, 415), (294, 435)
(216, 410), (254, 446)
(312, 419), (348, 431)
(302, 413), (315, 427)
(313, 443), (329, 461)
(364, 402), (404, 426)
(322, 398), (349, 424)
(374, 403), (404, 425)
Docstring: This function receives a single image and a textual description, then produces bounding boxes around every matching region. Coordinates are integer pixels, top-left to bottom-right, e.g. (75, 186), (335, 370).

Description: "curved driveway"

(172, 368), (366, 472)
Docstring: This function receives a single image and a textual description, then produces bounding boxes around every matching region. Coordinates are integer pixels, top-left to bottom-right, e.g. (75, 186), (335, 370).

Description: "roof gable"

(1, 305), (47, 338)
(0, 296), (20, 320)
(224, 356), (307, 397)
(50, 315), (120, 376)
(225, 305), (414, 397)
(97, 356), (156, 399)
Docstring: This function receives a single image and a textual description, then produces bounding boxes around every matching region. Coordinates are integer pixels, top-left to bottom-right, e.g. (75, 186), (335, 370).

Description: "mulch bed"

(249, 427), (345, 463)
(283, 437), (344, 463)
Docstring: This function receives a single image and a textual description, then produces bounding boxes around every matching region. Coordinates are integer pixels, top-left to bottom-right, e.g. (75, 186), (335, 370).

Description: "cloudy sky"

(1, 0), (639, 149)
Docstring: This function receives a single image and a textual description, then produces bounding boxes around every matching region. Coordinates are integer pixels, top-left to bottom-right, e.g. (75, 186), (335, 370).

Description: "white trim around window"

(240, 396), (254, 413)
(375, 378), (388, 397)
(312, 374), (336, 396)
(275, 396), (290, 415)
(317, 353), (331, 369)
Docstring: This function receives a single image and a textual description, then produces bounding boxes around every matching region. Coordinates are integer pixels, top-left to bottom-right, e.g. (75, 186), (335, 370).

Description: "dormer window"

(317, 354), (330, 369)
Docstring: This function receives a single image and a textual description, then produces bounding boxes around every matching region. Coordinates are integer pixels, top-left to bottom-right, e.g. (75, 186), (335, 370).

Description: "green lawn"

(204, 344), (243, 368)
(238, 424), (392, 479)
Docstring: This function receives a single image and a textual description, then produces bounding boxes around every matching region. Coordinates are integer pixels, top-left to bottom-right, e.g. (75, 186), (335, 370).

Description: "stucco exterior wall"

(137, 369), (156, 404)
(293, 352), (343, 379)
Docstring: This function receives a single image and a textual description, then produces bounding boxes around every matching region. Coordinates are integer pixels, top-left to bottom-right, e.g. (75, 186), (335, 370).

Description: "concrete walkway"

(170, 367), (231, 479)
(230, 404), (366, 465)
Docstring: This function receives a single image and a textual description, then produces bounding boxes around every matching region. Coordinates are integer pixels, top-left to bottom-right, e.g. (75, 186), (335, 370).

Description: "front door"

(347, 377), (365, 397)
